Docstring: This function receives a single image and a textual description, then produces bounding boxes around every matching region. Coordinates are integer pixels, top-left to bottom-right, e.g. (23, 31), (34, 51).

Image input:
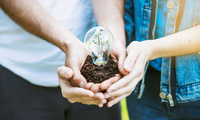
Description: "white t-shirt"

(0, 0), (96, 87)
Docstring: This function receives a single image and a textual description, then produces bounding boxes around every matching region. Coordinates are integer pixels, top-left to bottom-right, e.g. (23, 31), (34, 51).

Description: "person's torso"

(161, 0), (200, 103)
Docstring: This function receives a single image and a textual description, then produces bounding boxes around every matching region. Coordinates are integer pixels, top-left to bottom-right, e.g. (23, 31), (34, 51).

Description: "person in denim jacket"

(97, 0), (200, 119)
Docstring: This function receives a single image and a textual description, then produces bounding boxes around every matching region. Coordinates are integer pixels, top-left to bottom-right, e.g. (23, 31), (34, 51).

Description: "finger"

(62, 87), (94, 98)
(110, 43), (128, 76)
(68, 97), (102, 105)
(107, 54), (145, 92)
(98, 103), (104, 108)
(117, 48), (128, 76)
(90, 83), (101, 93)
(68, 92), (106, 105)
(68, 57), (87, 88)
(105, 73), (143, 99)
(85, 82), (94, 90)
(123, 42), (142, 73)
(100, 74), (121, 91)
(107, 94), (128, 107)
(94, 92), (106, 100)
(123, 50), (139, 73)
(57, 66), (73, 79)
(105, 74), (135, 93)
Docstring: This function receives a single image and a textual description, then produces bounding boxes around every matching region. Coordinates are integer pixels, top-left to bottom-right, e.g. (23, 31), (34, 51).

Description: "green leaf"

(93, 39), (97, 44)
(106, 41), (110, 50)
(88, 40), (94, 48)
(94, 34), (98, 37)
(100, 29), (103, 32)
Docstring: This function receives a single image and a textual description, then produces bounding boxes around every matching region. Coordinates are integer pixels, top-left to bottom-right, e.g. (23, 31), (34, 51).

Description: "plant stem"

(98, 35), (101, 64)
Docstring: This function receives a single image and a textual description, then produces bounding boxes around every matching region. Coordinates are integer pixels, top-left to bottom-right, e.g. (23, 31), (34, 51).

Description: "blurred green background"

(121, 98), (129, 120)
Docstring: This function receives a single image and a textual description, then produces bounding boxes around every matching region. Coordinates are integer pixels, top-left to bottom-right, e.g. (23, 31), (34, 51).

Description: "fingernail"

(65, 69), (72, 78)
(107, 87), (114, 92)
(109, 102), (113, 107)
(124, 65), (131, 72)
(98, 104), (103, 108)
(105, 94), (110, 99)
(79, 82), (85, 88)
(102, 99), (107, 103)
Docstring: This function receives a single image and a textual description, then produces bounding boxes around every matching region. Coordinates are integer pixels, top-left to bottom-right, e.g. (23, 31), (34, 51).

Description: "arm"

(104, 25), (200, 107)
(91, 0), (128, 92)
(149, 25), (200, 59)
(0, 0), (105, 106)
(0, 0), (86, 86)
(124, 25), (200, 73)
(0, 0), (77, 52)
(92, 0), (125, 46)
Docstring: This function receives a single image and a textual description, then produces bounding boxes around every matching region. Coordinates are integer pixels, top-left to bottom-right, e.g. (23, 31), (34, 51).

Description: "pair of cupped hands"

(57, 40), (151, 107)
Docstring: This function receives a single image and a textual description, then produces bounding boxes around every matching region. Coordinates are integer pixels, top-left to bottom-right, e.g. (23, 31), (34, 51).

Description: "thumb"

(123, 51), (139, 73)
(69, 58), (87, 88)
(117, 50), (128, 76)
(57, 66), (73, 79)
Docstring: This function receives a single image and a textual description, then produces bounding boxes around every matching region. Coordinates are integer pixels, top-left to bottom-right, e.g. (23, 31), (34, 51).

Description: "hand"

(87, 41), (126, 93)
(57, 66), (107, 107)
(64, 40), (89, 88)
(104, 41), (152, 107)
(86, 73), (122, 93)
(110, 41), (128, 76)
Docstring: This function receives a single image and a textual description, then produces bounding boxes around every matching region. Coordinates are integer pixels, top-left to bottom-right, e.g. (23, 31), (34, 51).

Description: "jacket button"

(159, 92), (167, 99)
(167, 1), (174, 9)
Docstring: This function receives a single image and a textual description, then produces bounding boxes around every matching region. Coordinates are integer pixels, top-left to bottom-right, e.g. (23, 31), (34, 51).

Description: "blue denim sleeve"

(124, 0), (135, 46)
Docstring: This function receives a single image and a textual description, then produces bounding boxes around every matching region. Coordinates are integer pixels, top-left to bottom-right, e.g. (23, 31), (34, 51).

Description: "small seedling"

(84, 27), (114, 66)
(88, 29), (110, 65)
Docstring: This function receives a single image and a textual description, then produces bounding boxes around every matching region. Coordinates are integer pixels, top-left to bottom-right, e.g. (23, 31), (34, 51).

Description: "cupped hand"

(57, 66), (107, 107)
(86, 73), (122, 93)
(64, 40), (89, 88)
(103, 41), (152, 107)
(89, 41), (127, 93)
(110, 41), (128, 76)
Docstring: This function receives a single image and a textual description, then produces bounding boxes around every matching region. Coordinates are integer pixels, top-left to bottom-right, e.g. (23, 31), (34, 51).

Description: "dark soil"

(80, 55), (120, 83)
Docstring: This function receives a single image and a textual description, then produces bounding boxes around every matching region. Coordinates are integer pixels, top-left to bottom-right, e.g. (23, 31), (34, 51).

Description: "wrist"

(142, 40), (158, 61)
(112, 31), (126, 47)
(59, 33), (82, 54)
(98, 26), (126, 47)
(114, 40), (126, 47)
(143, 38), (164, 60)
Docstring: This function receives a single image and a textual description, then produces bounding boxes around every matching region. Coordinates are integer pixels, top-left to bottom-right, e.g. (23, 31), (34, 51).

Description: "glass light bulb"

(84, 26), (114, 65)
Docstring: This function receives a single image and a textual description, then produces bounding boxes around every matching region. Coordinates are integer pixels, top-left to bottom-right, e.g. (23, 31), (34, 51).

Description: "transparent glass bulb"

(84, 26), (114, 66)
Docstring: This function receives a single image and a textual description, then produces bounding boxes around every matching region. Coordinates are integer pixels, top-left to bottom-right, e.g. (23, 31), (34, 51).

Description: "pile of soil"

(80, 55), (120, 83)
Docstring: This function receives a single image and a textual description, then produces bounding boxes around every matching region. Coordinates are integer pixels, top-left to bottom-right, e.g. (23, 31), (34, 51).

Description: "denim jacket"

(125, 0), (200, 105)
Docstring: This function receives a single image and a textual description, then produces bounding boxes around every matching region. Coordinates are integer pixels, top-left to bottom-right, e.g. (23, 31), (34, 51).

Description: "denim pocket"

(176, 54), (200, 87)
